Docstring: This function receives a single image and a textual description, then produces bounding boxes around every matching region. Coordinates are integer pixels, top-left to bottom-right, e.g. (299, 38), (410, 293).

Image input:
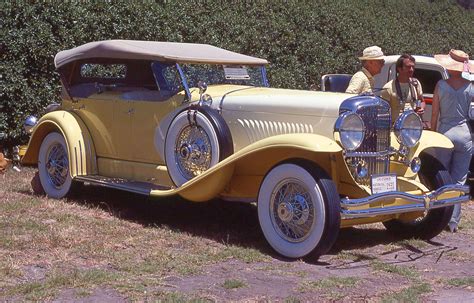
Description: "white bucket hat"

(359, 46), (385, 60)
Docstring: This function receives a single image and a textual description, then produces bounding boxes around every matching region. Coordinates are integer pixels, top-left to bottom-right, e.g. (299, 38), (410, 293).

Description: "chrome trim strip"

(261, 66), (269, 87)
(344, 149), (396, 158)
(176, 63), (191, 102)
(341, 196), (468, 218)
(75, 176), (149, 195)
(340, 184), (470, 219)
(341, 184), (469, 207)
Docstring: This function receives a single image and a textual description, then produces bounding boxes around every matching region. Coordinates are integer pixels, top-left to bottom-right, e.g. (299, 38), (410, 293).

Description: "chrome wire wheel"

(257, 162), (340, 259)
(165, 108), (230, 187)
(175, 124), (212, 180)
(45, 142), (69, 189)
(270, 178), (315, 243)
(38, 132), (73, 199)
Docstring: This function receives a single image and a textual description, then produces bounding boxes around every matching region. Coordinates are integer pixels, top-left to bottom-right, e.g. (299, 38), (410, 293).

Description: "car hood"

(204, 85), (351, 117)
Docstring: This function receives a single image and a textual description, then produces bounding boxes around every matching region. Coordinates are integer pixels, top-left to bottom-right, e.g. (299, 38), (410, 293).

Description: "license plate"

(371, 174), (397, 194)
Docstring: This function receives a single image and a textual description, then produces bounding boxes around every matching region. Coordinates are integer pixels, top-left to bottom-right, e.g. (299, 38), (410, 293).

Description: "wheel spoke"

(271, 179), (316, 243)
(45, 142), (69, 189)
(176, 124), (212, 180)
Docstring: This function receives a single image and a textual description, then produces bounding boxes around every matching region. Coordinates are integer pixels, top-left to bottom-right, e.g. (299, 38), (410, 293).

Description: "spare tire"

(165, 106), (233, 186)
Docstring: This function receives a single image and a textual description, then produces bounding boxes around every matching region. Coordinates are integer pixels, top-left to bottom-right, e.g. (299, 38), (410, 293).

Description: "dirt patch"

(1, 168), (473, 302)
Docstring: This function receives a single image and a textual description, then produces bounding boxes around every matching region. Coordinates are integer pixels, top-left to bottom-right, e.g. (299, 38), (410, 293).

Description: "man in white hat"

(346, 46), (385, 94)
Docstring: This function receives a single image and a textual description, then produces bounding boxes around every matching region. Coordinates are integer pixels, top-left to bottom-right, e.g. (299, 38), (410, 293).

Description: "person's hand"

(415, 107), (425, 115)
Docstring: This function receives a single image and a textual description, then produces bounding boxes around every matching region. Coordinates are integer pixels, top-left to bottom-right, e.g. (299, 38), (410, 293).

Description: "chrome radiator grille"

(347, 100), (391, 185)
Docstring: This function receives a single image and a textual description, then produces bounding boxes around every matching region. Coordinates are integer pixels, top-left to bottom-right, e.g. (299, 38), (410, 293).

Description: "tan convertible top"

(54, 40), (268, 68)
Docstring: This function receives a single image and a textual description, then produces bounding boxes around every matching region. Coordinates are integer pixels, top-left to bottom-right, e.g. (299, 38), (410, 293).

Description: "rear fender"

(21, 111), (97, 177)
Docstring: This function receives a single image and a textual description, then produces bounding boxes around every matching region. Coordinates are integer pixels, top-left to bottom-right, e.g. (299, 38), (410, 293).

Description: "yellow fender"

(414, 130), (453, 153)
(22, 111), (97, 177)
(390, 130), (453, 178)
(151, 133), (343, 201)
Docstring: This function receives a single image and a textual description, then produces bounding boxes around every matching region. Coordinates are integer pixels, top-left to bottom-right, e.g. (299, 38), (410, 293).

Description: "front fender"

(414, 129), (453, 153)
(21, 110), (97, 177)
(390, 130), (453, 178)
(151, 133), (343, 201)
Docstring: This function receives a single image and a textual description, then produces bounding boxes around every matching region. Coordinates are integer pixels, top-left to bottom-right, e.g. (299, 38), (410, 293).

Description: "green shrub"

(1, 0), (473, 146)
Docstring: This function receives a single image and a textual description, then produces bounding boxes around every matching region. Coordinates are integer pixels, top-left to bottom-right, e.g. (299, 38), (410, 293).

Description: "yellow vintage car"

(22, 40), (469, 259)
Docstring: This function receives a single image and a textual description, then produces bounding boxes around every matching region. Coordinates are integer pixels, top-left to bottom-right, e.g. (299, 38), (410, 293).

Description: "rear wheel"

(257, 160), (341, 259)
(383, 155), (454, 239)
(37, 132), (72, 199)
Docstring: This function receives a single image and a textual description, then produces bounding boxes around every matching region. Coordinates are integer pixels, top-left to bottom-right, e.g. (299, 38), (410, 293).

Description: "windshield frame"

(176, 63), (269, 101)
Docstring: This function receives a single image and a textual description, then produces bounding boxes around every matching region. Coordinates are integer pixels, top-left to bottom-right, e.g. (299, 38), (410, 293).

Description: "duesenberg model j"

(22, 40), (470, 259)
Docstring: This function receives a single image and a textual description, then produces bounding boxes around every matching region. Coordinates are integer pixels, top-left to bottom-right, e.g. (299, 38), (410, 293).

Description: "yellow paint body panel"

(22, 110), (97, 177)
(390, 130), (453, 178)
(150, 133), (343, 201)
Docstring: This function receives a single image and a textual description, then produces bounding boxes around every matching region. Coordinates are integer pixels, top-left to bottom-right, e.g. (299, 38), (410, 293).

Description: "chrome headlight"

(24, 116), (38, 134)
(394, 111), (422, 147)
(335, 112), (365, 151)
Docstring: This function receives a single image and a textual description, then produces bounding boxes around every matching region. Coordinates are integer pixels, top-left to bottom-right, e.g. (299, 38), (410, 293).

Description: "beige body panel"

(151, 133), (343, 201)
(390, 130), (453, 178)
(22, 110), (97, 177)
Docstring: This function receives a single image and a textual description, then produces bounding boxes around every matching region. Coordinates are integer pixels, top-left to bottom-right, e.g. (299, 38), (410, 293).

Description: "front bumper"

(340, 184), (470, 219)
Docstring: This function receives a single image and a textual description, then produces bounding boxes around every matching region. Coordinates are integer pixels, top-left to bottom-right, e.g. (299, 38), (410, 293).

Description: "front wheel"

(257, 160), (341, 259)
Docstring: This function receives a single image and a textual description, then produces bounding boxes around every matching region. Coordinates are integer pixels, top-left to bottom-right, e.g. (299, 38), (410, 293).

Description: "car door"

(126, 63), (185, 164)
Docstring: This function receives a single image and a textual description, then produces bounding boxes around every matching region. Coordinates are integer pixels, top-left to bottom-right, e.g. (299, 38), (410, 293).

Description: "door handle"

(72, 104), (85, 111)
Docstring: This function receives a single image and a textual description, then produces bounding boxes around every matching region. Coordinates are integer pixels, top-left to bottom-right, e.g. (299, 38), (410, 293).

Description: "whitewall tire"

(258, 160), (341, 259)
(38, 132), (72, 199)
(165, 107), (233, 187)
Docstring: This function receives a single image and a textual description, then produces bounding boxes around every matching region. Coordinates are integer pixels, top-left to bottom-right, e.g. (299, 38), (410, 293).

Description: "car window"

(80, 64), (126, 79)
(413, 68), (443, 95)
(151, 62), (182, 93)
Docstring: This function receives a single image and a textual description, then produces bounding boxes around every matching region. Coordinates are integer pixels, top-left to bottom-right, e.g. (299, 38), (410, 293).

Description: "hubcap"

(175, 125), (212, 180)
(270, 179), (315, 242)
(45, 142), (69, 189)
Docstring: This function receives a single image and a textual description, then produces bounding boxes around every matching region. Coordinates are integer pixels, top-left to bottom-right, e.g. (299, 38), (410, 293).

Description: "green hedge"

(1, 0), (473, 146)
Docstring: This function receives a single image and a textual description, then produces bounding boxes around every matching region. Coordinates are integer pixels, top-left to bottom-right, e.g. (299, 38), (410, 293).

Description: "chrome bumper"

(341, 184), (470, 219)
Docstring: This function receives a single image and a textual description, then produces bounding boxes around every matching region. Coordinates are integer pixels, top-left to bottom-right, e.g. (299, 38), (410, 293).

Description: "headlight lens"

(394, 111), (423, 147)
(335, 112), (365, 151)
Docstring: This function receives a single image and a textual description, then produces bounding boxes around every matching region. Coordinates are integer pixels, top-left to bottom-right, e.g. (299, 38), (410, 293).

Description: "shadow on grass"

(18, 183), (436, 262)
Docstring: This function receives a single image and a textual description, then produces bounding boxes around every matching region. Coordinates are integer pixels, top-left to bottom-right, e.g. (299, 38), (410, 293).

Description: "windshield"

(151, 62), (268, 99)
(179, 64), (268, 88)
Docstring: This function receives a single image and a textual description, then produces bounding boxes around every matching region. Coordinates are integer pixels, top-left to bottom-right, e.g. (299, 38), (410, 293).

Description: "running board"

(74, 175), (171, 196)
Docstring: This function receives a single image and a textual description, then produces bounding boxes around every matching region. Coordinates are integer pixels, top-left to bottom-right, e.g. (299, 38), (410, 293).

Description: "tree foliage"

(1, 0), (473, 146)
